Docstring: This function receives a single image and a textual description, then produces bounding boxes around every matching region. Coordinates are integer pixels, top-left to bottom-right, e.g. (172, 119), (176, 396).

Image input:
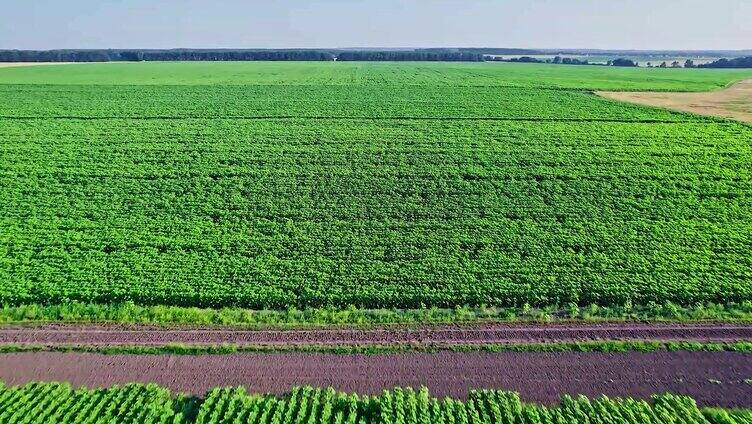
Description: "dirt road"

(597, 79), (752, 123)
(1, 323), (750, 406)
(0, 351), (749, 407)
(1, 322), (750, 347)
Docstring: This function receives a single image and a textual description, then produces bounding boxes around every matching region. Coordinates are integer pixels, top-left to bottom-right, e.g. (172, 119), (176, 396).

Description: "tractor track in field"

(0, 322), (750, 347)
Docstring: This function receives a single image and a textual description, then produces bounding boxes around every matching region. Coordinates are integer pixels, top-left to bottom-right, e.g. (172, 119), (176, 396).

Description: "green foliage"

(0, 62), (751, 311)
(0, 382), (184, 424)
(0, 84), (698, 121)
(2, 302), (752, 327)
(0, 61), (751, 90)
(1, 340), (751, 356)
(704, 407), (752, 424)
(0, 381), (746, 423)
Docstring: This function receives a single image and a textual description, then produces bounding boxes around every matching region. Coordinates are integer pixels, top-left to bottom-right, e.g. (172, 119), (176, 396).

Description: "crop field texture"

(1, 62), (752, 309)
(1, 62), (752, 90)
(0, 382), (748, 424)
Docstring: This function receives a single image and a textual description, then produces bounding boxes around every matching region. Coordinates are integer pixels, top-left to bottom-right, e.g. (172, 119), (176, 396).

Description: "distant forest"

(336, 51), (482, 61)
(1, 49), (751, 67)
(699, 56), (752, 68)
(0, 49), (483, 62)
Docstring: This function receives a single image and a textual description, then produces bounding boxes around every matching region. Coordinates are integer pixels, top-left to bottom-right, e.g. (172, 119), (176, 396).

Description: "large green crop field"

(1, 62), (751, 309)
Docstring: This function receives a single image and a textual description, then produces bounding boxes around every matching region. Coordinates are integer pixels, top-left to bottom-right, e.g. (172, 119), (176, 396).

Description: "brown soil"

(597, 79), (752, 123)
(1, 323), (750, 347)
(0, 351), (749, 407)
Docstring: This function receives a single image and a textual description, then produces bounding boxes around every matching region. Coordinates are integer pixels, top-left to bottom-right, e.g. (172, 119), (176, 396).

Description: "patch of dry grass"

(597, 79), (752, 123)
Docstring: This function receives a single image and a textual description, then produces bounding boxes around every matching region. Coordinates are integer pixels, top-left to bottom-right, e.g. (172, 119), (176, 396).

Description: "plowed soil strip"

(0, 323), (750, 346)
(0, 351), (750, 407)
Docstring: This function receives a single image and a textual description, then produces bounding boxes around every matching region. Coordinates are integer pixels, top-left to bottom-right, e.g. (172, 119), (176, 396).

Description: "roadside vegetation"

(2, 340), (752, 356)
(2, 302), (752, 327)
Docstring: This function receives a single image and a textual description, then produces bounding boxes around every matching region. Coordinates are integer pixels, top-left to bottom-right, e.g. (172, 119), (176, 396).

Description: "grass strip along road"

(3, 302), (752, 328)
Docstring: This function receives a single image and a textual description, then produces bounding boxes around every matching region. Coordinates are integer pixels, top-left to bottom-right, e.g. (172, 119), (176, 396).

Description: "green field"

(1, 61), (752, 90)
(1, 62), (751, 310)
(0, 382), (747, 424)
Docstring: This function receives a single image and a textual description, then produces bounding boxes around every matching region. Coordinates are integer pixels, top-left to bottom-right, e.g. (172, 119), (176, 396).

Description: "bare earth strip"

(1, 323), (751, 346)
(597, 79), (752, 123)
(0, 351), (750, 407)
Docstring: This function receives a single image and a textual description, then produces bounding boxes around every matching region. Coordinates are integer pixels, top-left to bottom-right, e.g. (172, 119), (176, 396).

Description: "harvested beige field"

(597, 79), (752, 123)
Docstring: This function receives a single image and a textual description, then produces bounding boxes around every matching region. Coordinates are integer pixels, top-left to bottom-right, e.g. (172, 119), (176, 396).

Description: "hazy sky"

(2, 0), (751, 50)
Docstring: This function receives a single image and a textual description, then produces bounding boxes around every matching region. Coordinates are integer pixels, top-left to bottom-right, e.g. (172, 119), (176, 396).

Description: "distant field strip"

(0, 85), (696, 120)
(0, 63), (751, 309)
(1, 61), (751, 90)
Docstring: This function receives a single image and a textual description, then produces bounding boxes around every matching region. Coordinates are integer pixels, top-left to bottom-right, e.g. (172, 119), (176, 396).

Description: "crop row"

(0, 85), (695, 121)
(0, 382), (184, 424)
(0, 382), (747, 424)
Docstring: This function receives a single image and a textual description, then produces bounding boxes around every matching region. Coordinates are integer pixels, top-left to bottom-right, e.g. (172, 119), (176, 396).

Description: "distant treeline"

(3, 49), (751, 67)
(420, 48), (543, 55)
(0, 49), (335, 62)
(488, 55), (639, 67)
(699, 56), (752, 68)
(0, 49), (482, 62)
(488, 55), (592, 65)
(337, 51), (483, 61)
(120, 50), (335, 61)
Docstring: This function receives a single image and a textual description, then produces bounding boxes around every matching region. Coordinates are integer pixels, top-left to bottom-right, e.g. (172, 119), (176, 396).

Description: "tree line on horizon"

(0, 49), (484, 62)
(487, 55), (639, 67)
(1, 49), (750, 67)
(698, 56), (752, 68)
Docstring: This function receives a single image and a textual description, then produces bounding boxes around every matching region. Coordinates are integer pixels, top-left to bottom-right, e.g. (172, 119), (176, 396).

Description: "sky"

(2, 0), (751, 51)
